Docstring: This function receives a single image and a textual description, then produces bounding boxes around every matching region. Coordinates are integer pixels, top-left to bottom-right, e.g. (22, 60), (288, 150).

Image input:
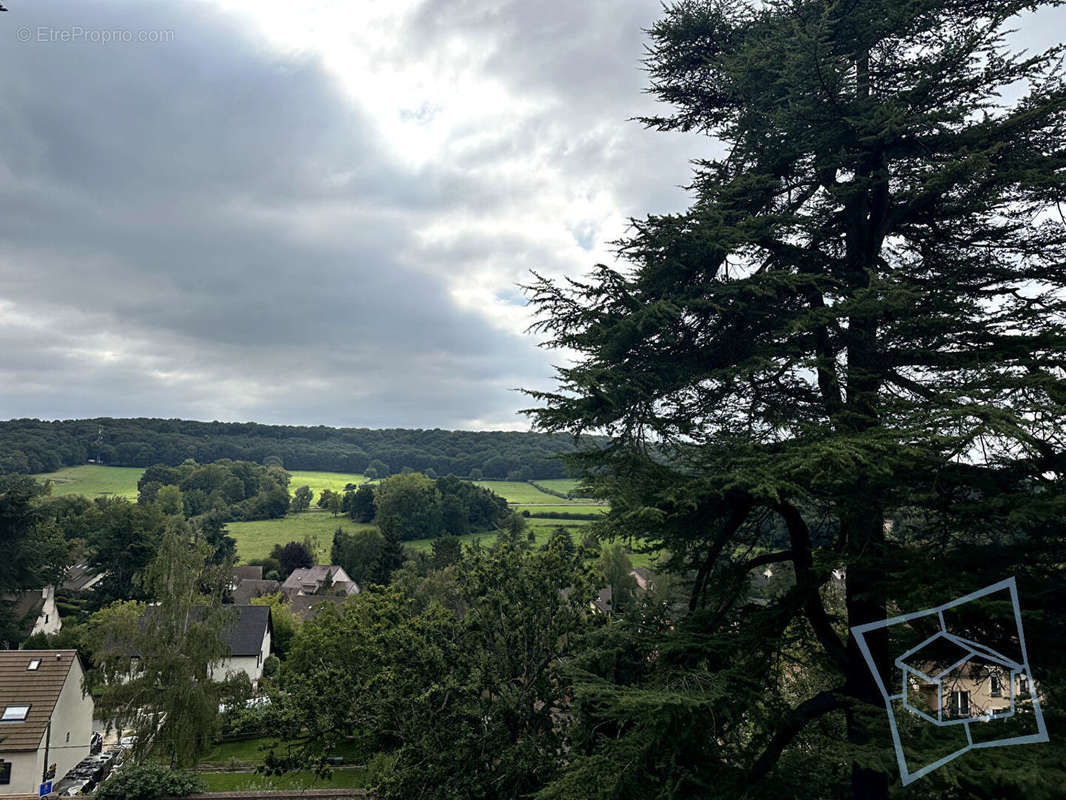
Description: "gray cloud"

(0, 0), (1062, 429)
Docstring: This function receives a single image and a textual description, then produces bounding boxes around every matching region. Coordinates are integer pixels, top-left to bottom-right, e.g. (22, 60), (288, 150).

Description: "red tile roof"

(0, 650), (80, 751)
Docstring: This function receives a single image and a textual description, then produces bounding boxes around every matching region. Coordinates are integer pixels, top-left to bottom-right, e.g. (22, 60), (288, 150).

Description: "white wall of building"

(49, 657), (94, 786)
(209, 627), (272, 685)
(29, 586), (61, 638)
(0, 746), (44, 796)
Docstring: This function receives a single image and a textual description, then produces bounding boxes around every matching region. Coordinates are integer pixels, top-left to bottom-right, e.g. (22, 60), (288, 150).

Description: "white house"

(209, 605), (273, 686)
(0, 650), (94, 796)
(4, 587), (61, 639)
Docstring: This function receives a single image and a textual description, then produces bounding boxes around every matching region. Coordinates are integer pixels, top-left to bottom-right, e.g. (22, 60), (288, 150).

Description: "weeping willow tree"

(525, 1), (1066, 797)
(88, 521), (236, 768)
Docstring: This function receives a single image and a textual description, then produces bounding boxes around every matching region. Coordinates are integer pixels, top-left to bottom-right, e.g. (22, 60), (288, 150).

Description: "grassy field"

(474, 481), (572, 504)
(288, 470), (371, 495)
(228, 512), (377, 562)
(516, 504), (606, 516)
(27, 466), (634, 564)
(404, 517), (590, 553)
(32, 465), (142, 499)
(532, 478), (591, 496)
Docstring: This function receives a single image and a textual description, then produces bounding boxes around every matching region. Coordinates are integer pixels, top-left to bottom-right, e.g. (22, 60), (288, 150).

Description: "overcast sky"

(1, 1), (1062, 431)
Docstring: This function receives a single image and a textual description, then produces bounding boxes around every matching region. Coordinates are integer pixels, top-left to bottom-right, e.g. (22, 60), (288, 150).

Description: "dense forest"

(0, 417), (588, 478)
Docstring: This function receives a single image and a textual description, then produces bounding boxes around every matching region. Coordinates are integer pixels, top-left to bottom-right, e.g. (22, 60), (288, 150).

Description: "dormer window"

(27, 659), (40, 671)
(1, 705), (30, 721)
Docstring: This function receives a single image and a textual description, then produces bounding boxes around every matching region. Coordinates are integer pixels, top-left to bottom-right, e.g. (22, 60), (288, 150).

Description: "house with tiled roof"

(281, 566), (359, 600)
(0, 650), (93, 796)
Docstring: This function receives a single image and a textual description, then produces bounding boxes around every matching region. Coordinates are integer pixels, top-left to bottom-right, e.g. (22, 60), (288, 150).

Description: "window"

(66, 731), (71, 743)
(1, 705), (30, 721)
(1019, 676), (1029, 694)
(990, 675), (1001, 697)
(949, 691), (970, 718)
(0, 759), (10, 784)
(27, 659), (40, 670)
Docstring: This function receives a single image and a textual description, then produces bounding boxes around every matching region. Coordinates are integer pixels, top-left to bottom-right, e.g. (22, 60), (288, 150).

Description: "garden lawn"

(228, 512), (378, 562)
(32, 465), (143, 499)
(198, 737), (362, 767)
(199, 768), (367, 792)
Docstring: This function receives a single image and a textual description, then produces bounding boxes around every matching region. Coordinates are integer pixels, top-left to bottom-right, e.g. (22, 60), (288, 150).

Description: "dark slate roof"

(231, 579), (280, 605)
(61, 563), (103, 592)
(287, 594), (346, 622)
(7, 590), (45, 623)
(218, 605), (272, 656)
(232, 566), (263, 581)
(0, 650), (81, 751)
(135, 606), (272, 658)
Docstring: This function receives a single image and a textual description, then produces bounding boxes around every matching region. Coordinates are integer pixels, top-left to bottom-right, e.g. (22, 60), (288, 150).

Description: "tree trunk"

(842, 509), (889, 800)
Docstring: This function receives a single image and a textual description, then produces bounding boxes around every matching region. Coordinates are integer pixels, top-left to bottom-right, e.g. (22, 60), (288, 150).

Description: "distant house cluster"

(231, 563), (360, 623)
(0, 549), (360, 794)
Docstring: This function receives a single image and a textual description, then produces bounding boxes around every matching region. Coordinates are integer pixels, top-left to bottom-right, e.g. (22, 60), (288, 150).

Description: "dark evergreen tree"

(526, 1), (1066, 797)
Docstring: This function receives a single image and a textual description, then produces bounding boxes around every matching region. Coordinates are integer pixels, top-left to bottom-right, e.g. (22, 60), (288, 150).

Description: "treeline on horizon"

(0, 417), (590, 479)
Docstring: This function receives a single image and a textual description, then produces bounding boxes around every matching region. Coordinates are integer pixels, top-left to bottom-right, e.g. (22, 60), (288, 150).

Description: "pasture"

(287, 470), (370, 496)
(227, 511), (376, 562)
(473, 480), (572, 504)
(532, 478), (592, 497)
(32, 465), (142, 499)
(516, 504), (606, 517)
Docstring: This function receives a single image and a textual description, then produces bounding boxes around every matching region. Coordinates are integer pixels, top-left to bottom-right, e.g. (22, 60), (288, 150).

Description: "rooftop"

(0, 649), (81, 751)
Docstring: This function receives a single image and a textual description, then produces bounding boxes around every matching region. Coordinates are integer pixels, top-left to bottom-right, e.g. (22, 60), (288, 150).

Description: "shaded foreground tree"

(263, 543), (593, 799)
(526, 1), (1066, 797)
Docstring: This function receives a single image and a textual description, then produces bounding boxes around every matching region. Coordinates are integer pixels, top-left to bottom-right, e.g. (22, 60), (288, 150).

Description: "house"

(230, 579), (281, 606)
(227, 566), (281, 607)
(3, 587), (60, 639)
(898, 631), (1032, 723)
(287, 594), (347, 623)
(210, 605), (273, 686)
(0, 650), (94, 796)
(232, 566), (265, 582)
(60, 564), (104, 594)
(130, 606), (273, 687)
(281, 566), (359, 600)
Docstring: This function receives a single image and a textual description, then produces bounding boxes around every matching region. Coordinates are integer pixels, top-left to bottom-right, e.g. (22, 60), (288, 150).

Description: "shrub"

(95, 762), (204, 800)
(262, 654), (280, 678)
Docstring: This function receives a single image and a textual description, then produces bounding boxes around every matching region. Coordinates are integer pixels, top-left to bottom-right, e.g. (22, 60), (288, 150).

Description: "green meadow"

(227, 511), (376, 562)
(516, 504), (606, 517)
(531, 478), (591, 496)
(27, 465), (646, 565)
(33, 465), (142, 499)
(287, 470), (371, 495)
(473, 480), (569, 504)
